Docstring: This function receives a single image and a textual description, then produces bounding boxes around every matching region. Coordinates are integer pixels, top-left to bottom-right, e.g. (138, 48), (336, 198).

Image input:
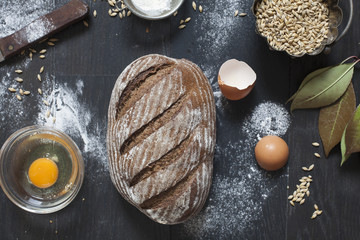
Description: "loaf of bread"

(107, 54), (216, 224)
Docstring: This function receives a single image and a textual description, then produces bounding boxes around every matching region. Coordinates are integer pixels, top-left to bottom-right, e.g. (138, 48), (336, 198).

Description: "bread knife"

(0, 0), (89, 63)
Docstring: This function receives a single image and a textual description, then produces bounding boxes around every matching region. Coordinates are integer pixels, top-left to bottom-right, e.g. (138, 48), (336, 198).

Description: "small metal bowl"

(123, 0), (184, 20)
(252, 0), (353, 57)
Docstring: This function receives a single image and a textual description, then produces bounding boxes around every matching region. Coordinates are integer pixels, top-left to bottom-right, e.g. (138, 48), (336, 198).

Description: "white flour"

(195, 0), (250, 87)
(0, 69), (108, 177)
(131, 0), (171, 16)
(36, 79), (108, 173)
(183, 101), (291, 239)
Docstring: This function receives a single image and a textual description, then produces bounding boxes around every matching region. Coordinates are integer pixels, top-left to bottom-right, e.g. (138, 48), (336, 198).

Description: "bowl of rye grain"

(252, 0), (353, 57)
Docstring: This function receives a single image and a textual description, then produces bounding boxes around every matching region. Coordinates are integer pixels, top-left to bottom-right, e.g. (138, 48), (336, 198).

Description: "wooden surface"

(0, 0), (359, 239)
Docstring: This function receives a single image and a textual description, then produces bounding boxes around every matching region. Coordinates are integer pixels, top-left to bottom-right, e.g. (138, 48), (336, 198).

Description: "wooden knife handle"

(0, 0), (89, 60)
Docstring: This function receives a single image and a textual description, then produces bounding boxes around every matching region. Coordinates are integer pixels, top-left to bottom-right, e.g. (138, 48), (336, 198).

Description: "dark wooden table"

(0, 0), (359, 239)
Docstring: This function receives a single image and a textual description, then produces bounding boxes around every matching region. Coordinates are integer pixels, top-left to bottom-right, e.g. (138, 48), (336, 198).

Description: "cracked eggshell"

(218, 59), (256, 101)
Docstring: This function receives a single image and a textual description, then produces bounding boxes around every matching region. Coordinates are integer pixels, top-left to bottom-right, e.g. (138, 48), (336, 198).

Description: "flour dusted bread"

(107, 54), (216, 224)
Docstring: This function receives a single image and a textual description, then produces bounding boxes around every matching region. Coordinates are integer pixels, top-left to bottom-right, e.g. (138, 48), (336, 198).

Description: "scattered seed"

(46, 110), (51, 118)
(29, 48), (36, 53)
(93, 10), (97, 18)
(109, 10), (117, 17)
(308, 164), (314, 171)
(108, 0), (115, 7)
(316, 210), (322, 215)
(119, 12), (123, 18)
(122, 9), (125, 17)
(295, 198), (301, 203)
(43, 100), (50, 106)
(300, 199), (305, 205)
(314, 153), (321, 158)
(53, 117), (56, 124)
(24, 91), (30, 95)
(8, 45), (14, 51)
(49, 220), (53, 224)
(47, 41), (55, 46)
(312, 142), (320, 147)
(38, 88), (43, 95)
(306, 190), (310, 197)
(127, 10), (131, 17)
(290, 201), (295, 206)
(180, 19), (184, 24)
(16, 95), (22, 101)
(234, 10), (239, 17)
(302, 167), (308, 171)
(8, 88), (16, 93)
(185, 17), (191, 23)
(15, 77), (23, 83)
(239, 13), (247, 17)
(15, 69), (22, 74)
(288, 195), (293, 200)
(311, 213), (317, 219)
(314, 204), (319, 210)
(199, 5), (203, 12)
(39, 38), (48, 43)
(178, 24), (186, 29)
(83, 20), (89, 27)
(192, 1), (196, 11)
(49, 38), (59, 42)
(40, 49), (47, 54)
(29, 52), (33, 60)
(39, 55), (46, 59)
(40, 66), (44, 73)
(173, 11), (178, 16)
(37, 74), (42, 82)
(19, 89), (24, 95)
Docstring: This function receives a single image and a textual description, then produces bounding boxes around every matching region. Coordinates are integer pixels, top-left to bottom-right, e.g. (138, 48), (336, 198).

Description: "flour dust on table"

(183, 101), (291, 239)
(36, 79), (108, 175)
(0, 0), (56, 38)
(195, 0), (251, 86)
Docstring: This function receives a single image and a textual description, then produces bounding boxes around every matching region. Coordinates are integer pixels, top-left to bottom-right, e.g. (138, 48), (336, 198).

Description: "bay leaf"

(287, 66), (331, 104)
(340, 127), (350, 166)
(344, 105), (360, 156)
(290, 62), (356, 111)
(319, 83), (356, 157)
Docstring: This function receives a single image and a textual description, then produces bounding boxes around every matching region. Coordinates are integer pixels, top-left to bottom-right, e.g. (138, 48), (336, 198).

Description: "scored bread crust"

(107, 54), (216, 224)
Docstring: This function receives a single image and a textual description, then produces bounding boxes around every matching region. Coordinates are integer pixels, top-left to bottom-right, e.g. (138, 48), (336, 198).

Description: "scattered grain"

(47, 42), (55, 46)
(314, 204), (319, 210)
(24, 91), (30, 95)
(40, 49), (47, 54)
(185, 17), (191, 23)
(15, 69), (22, 74)
(234, 10), (239, 17)
(46, 110), (51, 118)
(38, 88), (43, 95)
(199, 5), (203, 13)
(83, 20), (89, 27)
(312, 142), (320, 147)
(300, 199), (305, 205)
(314, 153), (321, 158)
(178, 24), (186, 29)
(173, 11), (178, 16)
(39, 55), (46, 59)
(37, 74), (42, 82)
(40, 66), (44, 73)
(15, 77), (23, 83)
(43, 100), (50, 106)
(93, 10), (97, 18)
(49, 38), (59, 42)
(16, 95), (22, 101)
(290, 201), (295, 206)
(308, 164), (314, 171)
(127, 10), (131, 17)
(19, 89), (24, 95)
(239, 13), (247, 17)
(192, 1), (196, 11)
(8, 88), (16, 93)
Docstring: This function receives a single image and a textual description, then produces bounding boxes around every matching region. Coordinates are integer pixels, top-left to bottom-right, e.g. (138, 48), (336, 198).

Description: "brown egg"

(255, 135), (289, 171)
(218, 59), (256, 101)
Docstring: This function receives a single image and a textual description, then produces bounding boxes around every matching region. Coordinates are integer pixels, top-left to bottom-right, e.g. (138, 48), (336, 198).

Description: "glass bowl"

(0, 126), (84, 214)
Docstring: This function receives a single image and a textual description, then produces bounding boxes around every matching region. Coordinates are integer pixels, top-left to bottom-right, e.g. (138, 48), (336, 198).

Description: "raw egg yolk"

(255, 135), (289, 171)
(28, 158), (59, 188)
